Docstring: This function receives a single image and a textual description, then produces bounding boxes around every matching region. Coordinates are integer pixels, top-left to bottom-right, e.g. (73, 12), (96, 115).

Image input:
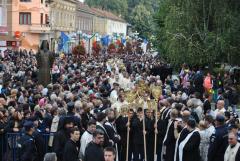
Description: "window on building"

(20, 0), (31, 2)
(19, 12), (31, 25)
(45, 14), (49, 25)
(40, 13), (43, 25)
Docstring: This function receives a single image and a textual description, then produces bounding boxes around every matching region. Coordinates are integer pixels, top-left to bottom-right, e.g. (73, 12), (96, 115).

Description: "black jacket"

(163, 120), (177, 161)
(208, 124), (228, 161)
(53, 129), (69, 161)
(132, 117), (144, 145)
(63, 139), (79, 161)
(182, 131), (200, 161)
(19, 133), (38, 161)
(96, 123), (113, 148)
(104, 121), (120, 144)
(203, 99), (211, 114)
(175, 128), (201, 161)
(33, 129), (45, 161)
(84, 142), (104, 161)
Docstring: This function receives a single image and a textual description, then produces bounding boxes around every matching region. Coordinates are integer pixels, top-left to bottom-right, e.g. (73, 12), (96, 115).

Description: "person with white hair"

(50, 93), (58, 102)
(44, 153), (57, 161)
(224, 132), (240, 161)
(214, 100), (226, 117)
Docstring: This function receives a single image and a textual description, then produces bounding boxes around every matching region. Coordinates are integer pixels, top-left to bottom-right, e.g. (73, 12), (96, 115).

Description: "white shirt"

(110, 90), (118, 104)
(214, 108), (226, 117)
(80, 131), (93, 158)
(111, 100), (129, 113)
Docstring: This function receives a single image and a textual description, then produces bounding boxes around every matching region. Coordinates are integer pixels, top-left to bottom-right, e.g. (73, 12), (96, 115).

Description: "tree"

(155, 0), (240, 66)
(117, 43), (125, 54)
(92, 42), (102, 57)
(85, 0), (157, 39)
(72, 45), (86, 62)
(107, 43), (116, 54)
(85, 0), (128, 17)
(125, 42), (133, 54)
(129, 4), (154, 38)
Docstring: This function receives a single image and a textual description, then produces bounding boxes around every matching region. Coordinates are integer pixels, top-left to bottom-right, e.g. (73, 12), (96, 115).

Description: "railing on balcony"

(29, 23), (51, 33)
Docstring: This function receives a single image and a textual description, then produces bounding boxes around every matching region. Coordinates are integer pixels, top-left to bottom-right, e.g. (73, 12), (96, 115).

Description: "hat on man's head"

(63, 116), (74, 125)
(187, 117), (196, 128)
(23, 121), (34, 131)
(27, 116), (38, 122)
(216, 114), (225, 123)
(67, 102), (75, 112)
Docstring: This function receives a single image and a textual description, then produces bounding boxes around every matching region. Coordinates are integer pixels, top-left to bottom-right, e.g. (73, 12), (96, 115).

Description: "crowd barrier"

(0, 132), (54, 161)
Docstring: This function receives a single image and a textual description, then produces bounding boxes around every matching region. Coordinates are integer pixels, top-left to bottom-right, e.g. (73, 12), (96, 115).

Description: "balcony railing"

(29, 23), (51, 33)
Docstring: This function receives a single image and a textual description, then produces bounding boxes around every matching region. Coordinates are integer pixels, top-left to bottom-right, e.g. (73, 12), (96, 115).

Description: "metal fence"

(1, 132), (53, 161)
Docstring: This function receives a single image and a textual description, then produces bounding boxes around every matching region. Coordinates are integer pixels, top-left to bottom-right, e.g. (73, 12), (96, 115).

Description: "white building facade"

(106, 19), (127, 36)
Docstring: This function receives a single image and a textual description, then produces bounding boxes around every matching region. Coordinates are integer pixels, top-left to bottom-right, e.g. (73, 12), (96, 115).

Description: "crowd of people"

(0, 48), (239, 161)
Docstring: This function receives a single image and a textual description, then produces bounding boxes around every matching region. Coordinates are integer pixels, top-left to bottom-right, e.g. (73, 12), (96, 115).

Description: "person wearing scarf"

(174, 117), (200, 161)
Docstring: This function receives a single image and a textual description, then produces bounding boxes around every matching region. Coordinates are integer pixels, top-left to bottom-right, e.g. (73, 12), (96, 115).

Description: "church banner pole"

(143, 109), (147, 161)
(126, 111), (130, 161)
(154, 101), (158, 161)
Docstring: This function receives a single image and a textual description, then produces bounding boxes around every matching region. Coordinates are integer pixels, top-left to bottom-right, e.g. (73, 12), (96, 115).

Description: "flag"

(61, 32), (69, 44)
(101, 35), (109, 46)
(121, 37), (126, 45)
(58, 32), (69, 51)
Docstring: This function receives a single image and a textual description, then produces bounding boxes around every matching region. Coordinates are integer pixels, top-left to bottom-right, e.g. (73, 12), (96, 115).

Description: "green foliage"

(85, 0), (157, 39)
(85, 0), (128, 17)
(129, 4), (154, 38)
(155, 0), (240, 66)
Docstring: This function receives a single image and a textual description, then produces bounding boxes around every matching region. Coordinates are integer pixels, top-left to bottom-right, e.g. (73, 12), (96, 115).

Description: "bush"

(92, 42), (101, 57)
(117, 43), (125, 54)
(125, 42), (133, 54)
(72, 45), (86, 61)
(107, 43), (116, 54)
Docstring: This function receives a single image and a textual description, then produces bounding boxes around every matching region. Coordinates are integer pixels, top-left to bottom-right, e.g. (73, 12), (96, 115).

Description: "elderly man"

(214, 100), (226, 117)
(208, 114), (228, 161)
(224, 132), (240, 161)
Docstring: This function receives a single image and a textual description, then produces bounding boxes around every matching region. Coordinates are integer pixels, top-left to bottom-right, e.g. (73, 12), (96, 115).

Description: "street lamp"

(77, 30), (82, 45)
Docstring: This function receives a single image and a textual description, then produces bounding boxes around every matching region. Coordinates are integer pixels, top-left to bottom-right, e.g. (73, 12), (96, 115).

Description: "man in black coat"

(115, 109), (134, 161)
(63, 127), (80, 161)
(53, 117), (74, 161)
(174, 118), (200, 161)
(66, 102), (82, 129)
(104, 109), (121, 159)
(208, 114), (228, 161)
(28, 116), (45, 161)
(96, 112), (113, 148)
(193, 71), (204, 97)
(145, 109), (155, 161)
(203, 93), (211, 115)
(156, 113), (167, 161)
(132, 107), (144, 161)
(161, 109), (178, 161)
(19, 121), (38, 161)
(84, 129), (105, 161)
